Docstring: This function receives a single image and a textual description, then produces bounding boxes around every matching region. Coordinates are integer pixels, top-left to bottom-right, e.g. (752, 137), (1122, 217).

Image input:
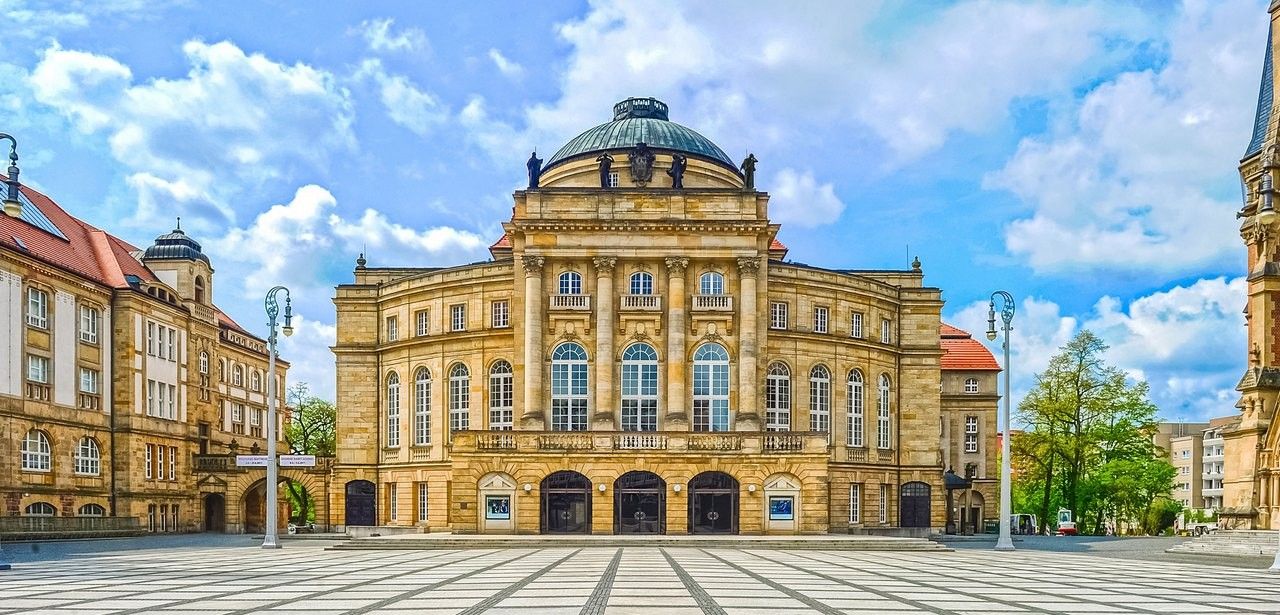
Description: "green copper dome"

(544, 97), (737, 173)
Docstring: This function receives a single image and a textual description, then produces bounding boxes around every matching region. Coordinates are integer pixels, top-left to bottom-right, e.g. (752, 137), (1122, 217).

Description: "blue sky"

(0, 0), (1266, 421)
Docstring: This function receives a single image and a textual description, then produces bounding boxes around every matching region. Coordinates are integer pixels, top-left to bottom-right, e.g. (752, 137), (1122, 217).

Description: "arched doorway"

(541, 471), (592, 534)
(345, 480), (377, 527)
(203, 493), (226, 532)
(688, 471), (738, 534)
(614, 471), (665, 534)
(242, 479), (293, 535)
(959, 490), (985, 534)
(900, 481), (932, 528)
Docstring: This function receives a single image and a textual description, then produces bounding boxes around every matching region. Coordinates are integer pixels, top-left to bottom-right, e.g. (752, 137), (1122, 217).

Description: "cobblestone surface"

(1, 541), (1277, 614)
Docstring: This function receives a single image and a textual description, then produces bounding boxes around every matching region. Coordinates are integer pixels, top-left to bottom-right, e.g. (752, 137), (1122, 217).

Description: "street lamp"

(987, 291), (1015, 551)
(1, 132), (22, 218)
(262, 286), (292, 549)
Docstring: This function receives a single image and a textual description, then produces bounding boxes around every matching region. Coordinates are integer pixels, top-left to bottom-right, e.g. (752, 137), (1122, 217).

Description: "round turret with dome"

(141, 219), (214, 306)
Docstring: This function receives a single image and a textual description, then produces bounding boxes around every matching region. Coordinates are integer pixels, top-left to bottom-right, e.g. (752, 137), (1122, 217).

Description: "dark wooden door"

(345, 480), (376, 526)
(900, 482), (931, 528)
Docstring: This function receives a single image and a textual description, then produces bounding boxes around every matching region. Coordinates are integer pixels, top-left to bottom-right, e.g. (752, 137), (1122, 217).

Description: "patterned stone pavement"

(0, 543), (1276, 614)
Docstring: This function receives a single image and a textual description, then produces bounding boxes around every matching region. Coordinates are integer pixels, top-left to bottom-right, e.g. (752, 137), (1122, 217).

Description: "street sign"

(235, 455), (270, 467)
(279, 454), (316, 467)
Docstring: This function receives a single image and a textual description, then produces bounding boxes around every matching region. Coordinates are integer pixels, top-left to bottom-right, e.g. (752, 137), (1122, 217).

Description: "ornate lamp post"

(1, 132), (22, 218)
(262, 286), (293, 549)
(987, 291), (1015, 551)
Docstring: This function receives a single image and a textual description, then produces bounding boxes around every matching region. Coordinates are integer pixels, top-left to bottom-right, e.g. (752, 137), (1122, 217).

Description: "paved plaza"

(0, 541), (1278, 615)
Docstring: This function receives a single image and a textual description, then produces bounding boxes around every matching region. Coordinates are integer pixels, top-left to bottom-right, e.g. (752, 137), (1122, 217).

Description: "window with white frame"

(27, 355), (49, 383)
(551, 343), (589, 431)
(24, 502), (56, 516)
(692, 343), (730, 432)
(450, 304), (466, 332)
(147, 321), (156, 355)
(167, 384), (176, 419)
(166, 326), (176, 360)
(146, 380), (157, 416)
(449, 364), (470, 437)
(79, 503), (106, 517)
(488, 361), (514, 430)
(79, 368), (99, 394)
(699, 271), (724, 295)
(251, 370), (262, 392)
(80, 305), (100, 343)
(417, 482), (428, 522)
(765, 363), (791, 431)
(621, 343), (659, 432)
(877, 374), (892, 449)
(849, 484), (862, 524)
(388, 482), (398, 522)
(145, 444), (154, 478)
(847, 369), (864, 447)
(415, 309), (430, 337)
(558, 271), (583, 295)
(26, 287), (48, 329)
(386, 316), (398, 342)
(168, 445), (177, 480)
(881, 318), (892, 343)
(964, 378), (978, 394)
(769, 302), (788, 329)
(629, 271), (653, 295)
(492, 301), (509, 328)
(879, 484), (889, 523)
(199, 352), (209, 375)
(809, 365), (830, 434)
(964, 415), (979, 453)
(414, 367), (431, 446)
(607, 171), (619, 187)
(233, 365), (244, 387)
(814, 306), (829, 334)
(156, 446), (165, 481)
(21, 430), (51, 471)
(851, 312), (864, 338)
(386, 372), (401, 447)
(75, 437), (101, 475)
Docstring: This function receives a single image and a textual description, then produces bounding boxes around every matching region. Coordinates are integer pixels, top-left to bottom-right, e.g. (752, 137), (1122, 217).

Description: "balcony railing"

(549, 294), (591, 311)
(764, 433), (806, 452)
(449, 430), (828, 455)
(620, 295), (662, 311)
(0, 516), (141, 534)
(615, 433), (667, 449)
(537, 433), (595, 451)
(26, 382), (50, 401)
(686, 434), (743, 451)
(193, 454), (237, 472)
(692, 294), (733, 312)
(78, 393), (101, 410)
(478, 433), (516, 451)
(846, 447), (868, 462)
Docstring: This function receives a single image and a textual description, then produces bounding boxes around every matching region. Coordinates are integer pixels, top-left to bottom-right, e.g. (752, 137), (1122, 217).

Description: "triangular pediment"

(197, 474), (228, 489)
(479, 472), (517, 490)
(764, 474), (800, 491)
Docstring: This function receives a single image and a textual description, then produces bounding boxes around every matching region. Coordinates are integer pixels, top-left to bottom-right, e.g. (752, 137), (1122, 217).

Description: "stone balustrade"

(620, 294), (662, 311)
(692, 294), (733, 311)
(549, 294), (591, 310)
(450, 430), (831, 455)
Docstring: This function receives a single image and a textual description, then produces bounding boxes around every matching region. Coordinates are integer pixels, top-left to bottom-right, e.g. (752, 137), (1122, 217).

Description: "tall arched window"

(233, 365), (243, 387)
(877, 374), (892, 449)
(199, 352), (209, 375)
(847, 370), (865, 447)
(251, 370), (262, 392)
(692, 343), (730, 432)
(629, 271), (653, 295)
(385, 372), (401, 448)
(765, 362), (791, 431)
(551, 343), (589, 431)
(75, 437), (101, 476)
(194, 275), (206, 304)
(809, 365), (831, 435)
(558, 271), (583, 295)
(22, 430), (51, 471)
(414, 368), (431, 445)
(449, 364), (470, 437)
(621, 343), (658, 431)
(489, 361), (514, 430)
(698, 271), (724, 295)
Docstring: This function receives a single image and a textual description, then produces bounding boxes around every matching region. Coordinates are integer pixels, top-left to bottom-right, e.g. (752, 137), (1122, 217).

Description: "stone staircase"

(328, 533), (950, 552)
(1166, 530), (1279, 557)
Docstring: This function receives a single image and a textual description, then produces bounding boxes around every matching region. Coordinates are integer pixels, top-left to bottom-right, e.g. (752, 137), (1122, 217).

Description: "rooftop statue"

(526, 151), (542, 189)
(667, 153), (687, 189)
(741, 153), (758, 190)
(596, 152), (614, 188)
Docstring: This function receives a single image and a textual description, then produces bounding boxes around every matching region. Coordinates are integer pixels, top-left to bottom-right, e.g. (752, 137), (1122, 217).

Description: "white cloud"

(988, 0), (1263, 273)
(767, 168), (845, 227)
(487, 48), (524, 79)
(357, 18), (429, 54)
(356, 59), (447, 136)
(276, 315), (337, 401)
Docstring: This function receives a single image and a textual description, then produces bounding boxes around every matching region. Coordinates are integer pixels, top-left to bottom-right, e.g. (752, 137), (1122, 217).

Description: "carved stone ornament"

(736, 257), (761, 277)
(664, 257), (689, 275)
(593, 256), (617, 274)
(1265, 144), (1280, 169)
(522, 255), (545, 276)
(629, 142), (655, 186)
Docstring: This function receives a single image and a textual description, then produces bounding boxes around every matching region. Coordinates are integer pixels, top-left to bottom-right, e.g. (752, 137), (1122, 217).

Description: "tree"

(282, 383), (335, 524)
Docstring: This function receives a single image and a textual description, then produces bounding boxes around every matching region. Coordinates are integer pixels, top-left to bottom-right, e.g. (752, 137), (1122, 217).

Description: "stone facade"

(331, 98), (1000, 535)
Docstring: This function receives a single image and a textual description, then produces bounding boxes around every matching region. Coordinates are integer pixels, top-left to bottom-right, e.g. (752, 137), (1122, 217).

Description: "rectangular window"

(159, 504), (167, 532)
(451, 304), (466, 332)
(168, 445), (177, 480)
(964, 416), (979, 453)
(27, 288), (48, 329)
(79, 368), (99, 394)
(489, 368), (514, 430)
(147, 380), (156, 416)
(166, 327), (176, 361)
(27, 355), (49, 383)
(492, 301), (509, 328)
(148, 504), (156, 532)
(881, 318), (892, 344)
(170, 505), (178, 532)
(849, 484), (862, 524)
(814, 306), (829, 334)
(145, 444), (154, 479)
(386, 316), (398, 342)
(415, 309), (430, 337)
(80, 305), (100, 343)
(769, 302), (788, 330)
(607, 171), (619, 187)
(156, 445), (165, 481)
(168, 384), (177, 419)
(879, 484), (889, 524)
(388, 483), (398, 522)
(147, 322), (156, 356)
(231, 403), (243, 423)
(250, 407), (262, 426)
(417, 482), (428, 523)
(851, 312), (864, 338)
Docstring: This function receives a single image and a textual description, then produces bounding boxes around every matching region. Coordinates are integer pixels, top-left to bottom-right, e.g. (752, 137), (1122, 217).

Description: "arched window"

(877, 374), (892, 449)
(24, 502), (56, 516)
(692, 343), (730, 432)
(847, 370), (865, 447)
(699, 271), (724, 295)
(385, 372), (401, 447)
(219, 358), (226, 382)
(449, 364), (470, 437)
(199, 351), (209, 375)
(21, 430), (51, 471)
(558, 271), (582, 295)
(194, 275), (206, 304)
(78, 503), (106, 517)
(621, 343), (658, 431)
(809, 365), (831, 435)
(251, 370), (262, 392)
(629, 271), (653, 295)
(233, 365), (243, 387)
(489, 361), (514, 430)
(551, 343), (589, 431)
(765, 362), (791, 431)
(75, 437), (101, 476)
(964, 378), (979, 394)
(414, 368), (431, 446)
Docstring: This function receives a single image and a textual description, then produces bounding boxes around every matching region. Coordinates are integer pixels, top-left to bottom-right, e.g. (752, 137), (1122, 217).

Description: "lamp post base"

(993, 538), (1015, 551)
(1269, 551), (1280, 573)
(261, 538), (282, 550)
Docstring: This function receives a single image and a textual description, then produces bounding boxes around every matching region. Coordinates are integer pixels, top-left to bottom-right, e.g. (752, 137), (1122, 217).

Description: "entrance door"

(345, 480), (377, 526)
(614, 471), (664, 534)
(541, 471), (592, 534)
(900, 481), (931, 528)
(688, 471), (738, 534)
(203, 493), (225, 532)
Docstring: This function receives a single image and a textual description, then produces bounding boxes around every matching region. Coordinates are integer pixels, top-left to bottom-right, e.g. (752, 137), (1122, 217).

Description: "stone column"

(593, 256), (617, 430)
(521, 255), (546, 429)
(664, 257), (689, 430)
(736, 257), (761, 431)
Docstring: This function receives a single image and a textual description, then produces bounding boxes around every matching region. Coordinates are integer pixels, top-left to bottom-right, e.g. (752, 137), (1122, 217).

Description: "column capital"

(736, 257), (761, 277)
(522, 255), (545, 276)
(664, 257), (689, 276)
(593, 256), (617, 275)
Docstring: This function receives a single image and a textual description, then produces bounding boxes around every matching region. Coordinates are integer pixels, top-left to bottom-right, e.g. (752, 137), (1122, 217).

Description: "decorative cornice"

(522, 255), (545, 277)
(592, 256), (617, 274)
(736, 256), (761, 277)
(664, 257), (689, 275)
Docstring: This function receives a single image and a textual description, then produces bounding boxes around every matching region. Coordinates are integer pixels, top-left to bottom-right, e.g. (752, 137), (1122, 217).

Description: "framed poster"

(485, 495), (511, 520)
(769, 496), (794, 521)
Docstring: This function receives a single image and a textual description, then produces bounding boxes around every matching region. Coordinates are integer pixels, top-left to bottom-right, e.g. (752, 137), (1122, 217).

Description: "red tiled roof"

(490, 234), (511, 249)
(770, 238), (786, 251)
(940, 323), (1001, 371)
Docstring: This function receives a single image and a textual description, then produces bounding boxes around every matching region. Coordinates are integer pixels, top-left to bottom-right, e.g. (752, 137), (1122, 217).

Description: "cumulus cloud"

(767, 168), (845, 227)
(275, 315), (338, 400)
(487, 48), (524, 79)
(355, 59), (447, 136)
(357, 18), (429, 54)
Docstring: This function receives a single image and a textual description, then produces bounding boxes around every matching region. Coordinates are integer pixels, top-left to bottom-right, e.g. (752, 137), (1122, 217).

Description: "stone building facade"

(331, 97), (999, 535)
(0, 175), (287, 533)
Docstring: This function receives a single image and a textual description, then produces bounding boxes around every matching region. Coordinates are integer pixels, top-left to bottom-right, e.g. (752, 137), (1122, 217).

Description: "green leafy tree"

(282, 383), (335, 524)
